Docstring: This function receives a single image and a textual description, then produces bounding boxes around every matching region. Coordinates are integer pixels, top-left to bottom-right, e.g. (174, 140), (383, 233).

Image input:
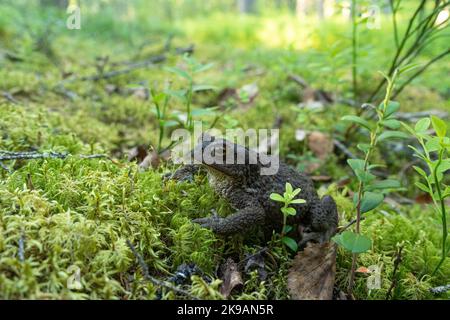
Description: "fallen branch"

(238, 247), (269, 268)
(126, 240), (199, 300)
(0, 161), (11, 173)
(333, 139), (356, 160)
(430, 284), (450, 294)
(0, 151), (108, 163)
(395, 110), (449, 121)
(288, 73), (308, 88)
(75, 55), (166, 82)
(1, 91), (20, 104)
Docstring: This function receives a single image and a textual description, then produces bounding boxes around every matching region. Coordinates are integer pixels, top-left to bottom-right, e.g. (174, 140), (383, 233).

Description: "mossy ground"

(0, 1), (449, 300)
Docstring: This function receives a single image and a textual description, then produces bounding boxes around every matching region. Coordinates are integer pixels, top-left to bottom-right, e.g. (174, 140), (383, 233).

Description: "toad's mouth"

(201, 162), (234, 178)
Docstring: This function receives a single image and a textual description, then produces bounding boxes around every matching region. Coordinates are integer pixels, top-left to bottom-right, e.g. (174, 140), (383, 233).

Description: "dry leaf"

(307, 131), (334, 160)
(219, 258), (243, 298)
(415, 193), (433, 204)
(128, 145), (148, 163)
(288, 242), (337, 300)
(356, 266), (370, 273)
(311, 175), (332, 182)
(139, 151), (160, 170)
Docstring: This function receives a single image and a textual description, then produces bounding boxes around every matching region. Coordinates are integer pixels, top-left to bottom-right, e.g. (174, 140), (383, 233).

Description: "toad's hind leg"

(299, 195), (338, 247)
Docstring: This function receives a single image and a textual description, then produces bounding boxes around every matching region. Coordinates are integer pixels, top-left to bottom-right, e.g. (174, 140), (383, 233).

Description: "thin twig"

(237, 247), (269, 268)
(0, 161), (12, 173)
(396, 110), (449, 121)
(1, 91), (20, 104)
(393, 48), (450, 99)
(18, 233), (25, 263)
(430, 284), (450, 294)
(0, 151), (108, 162)
(386, 245), (404, 300)
(339, 217), (367, 233)
(126, 240), (199, 300)
(333, 139), (356, 159)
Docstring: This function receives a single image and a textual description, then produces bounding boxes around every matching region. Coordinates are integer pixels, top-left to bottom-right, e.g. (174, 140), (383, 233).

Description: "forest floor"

(0, 4), (449, 300)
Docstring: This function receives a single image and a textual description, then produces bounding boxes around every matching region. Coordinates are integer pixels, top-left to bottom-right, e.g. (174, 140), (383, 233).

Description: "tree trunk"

(238, 0), (256, 14)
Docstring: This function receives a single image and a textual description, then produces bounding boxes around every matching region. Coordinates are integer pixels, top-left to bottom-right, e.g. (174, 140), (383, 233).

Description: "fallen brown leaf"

(128, 145), (148, 163)
(415, 193), (433, 204)
(311, 175), (332, 182)
(139, 150), (160, 170)
(219, 258), (243, 298)
(287, 242), (337, 300)
(308, 131), (334, 160)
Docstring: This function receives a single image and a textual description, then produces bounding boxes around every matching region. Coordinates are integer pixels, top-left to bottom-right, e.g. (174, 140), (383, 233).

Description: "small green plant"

(335, 68), (408, 293)
(402, 116), (450, 276)
(165, 54), (216, 131)
(150, 86), (179, 153)
(270, 182), (306, 252)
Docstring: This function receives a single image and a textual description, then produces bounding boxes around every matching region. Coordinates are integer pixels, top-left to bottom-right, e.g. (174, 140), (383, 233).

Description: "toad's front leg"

(193, 201), (265, 236)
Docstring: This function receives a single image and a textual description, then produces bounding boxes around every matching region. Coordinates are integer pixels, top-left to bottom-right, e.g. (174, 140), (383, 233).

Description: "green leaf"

(443, 186), (450, 199)
(383, 119), (401, 129)
(365, 179), (401, 191)
(383, 101), (400, 118)
(425, 137), (441, 152)
(355, 169), (375, 184)
(398, 62), (423, 75)
(291, 198), (306, 204)
(192, 84), (218, 92)
(332, 231), (372, 254)
(282, 236), (298, 252)
(285, 182), (293, 194)
(347, 159), (365, 173)
(431, 115), (447, 138)
(357, 143), (371, 154)
(378, 130), (409, 141)
(436, 159), (450, 182)
(161, 120), (179, 128)
(355, 192), (384, 213)
(415, 182), (430, 193)
(270, 193), (285, 202)
(341, 115), (372, 130)
(291, 187), (301, 198)
(401, 122), (416, 136)
(164, 66), (192, 81)
(283, 225), (293, 234)
(165, 89), (187, 101)
(413, 166), (428, 178)
(193, 62), (214, 73)
(190, 108), (218, 117)
(281, 207), (296, 216)
(414, 118), (431, 133)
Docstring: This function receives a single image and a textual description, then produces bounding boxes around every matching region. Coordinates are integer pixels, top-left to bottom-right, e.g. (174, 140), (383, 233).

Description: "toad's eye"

(212, 146), (224, 157)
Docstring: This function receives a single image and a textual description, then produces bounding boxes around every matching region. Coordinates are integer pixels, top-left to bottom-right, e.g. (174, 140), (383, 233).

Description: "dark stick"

(386, 245), (404, 300)
(333, 139), (356, 160)
(1, 91), (20, 104)
(339, 217), (367, 233)
(0, 151), (108, 162)
(126, 240), (199, 300)
(430, 284), (450, 294)
(76, 55), (166, 82)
